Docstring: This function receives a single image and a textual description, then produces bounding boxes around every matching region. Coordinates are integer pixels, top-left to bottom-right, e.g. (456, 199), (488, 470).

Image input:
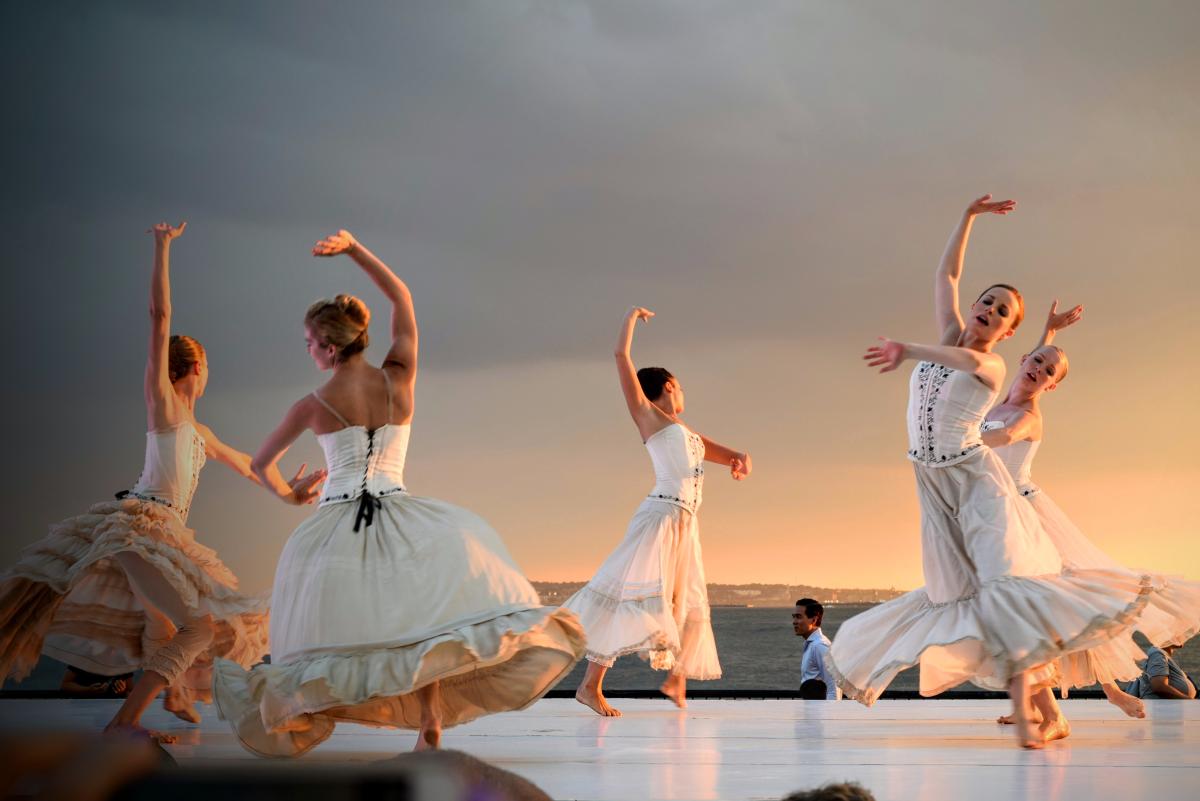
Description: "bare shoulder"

(381, 363), (416, 422)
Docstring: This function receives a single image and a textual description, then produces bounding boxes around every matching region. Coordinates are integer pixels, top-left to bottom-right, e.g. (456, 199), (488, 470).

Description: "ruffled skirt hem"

(0, 499), (268, 698)
(213, 606), (585, 758)
(561, 586), (720, 679)
(827, 567), (1158, 706)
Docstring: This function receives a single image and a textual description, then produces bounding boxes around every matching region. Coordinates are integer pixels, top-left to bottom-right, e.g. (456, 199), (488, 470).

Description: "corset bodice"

(317, 423), (410, 507)
(993, 437), (1042, 496)
(644, 423), (705, 513)
(906, 361), (998, 467)
(126, 421), (208, 521)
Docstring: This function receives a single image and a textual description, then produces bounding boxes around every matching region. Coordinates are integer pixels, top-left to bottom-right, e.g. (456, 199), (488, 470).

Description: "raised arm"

(249, 399), (326, 506)
(935, 195), (1017, 345)
(865, 337), (1006, 390)
(980, 410), (1040, 447)
(698, 434), (752, 481)
(1034, 299), (1083, 350)
(614, 307), (667, 438)
(143, 222), (187, 427)
(313, 230), (418, 378)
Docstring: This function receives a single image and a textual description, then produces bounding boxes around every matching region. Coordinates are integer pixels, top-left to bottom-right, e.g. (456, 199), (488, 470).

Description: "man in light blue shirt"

(793, 598), (840, 700)
(1124, 644), (1197, 699)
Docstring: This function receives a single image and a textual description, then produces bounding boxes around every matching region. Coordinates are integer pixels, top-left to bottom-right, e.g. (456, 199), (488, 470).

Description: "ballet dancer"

(984, 302), (1200, 735)
(212, 229), (585, 756)
(828, 195), (1161, 748)
(0, 222), (316, 741)
(564, 306), (751, 716)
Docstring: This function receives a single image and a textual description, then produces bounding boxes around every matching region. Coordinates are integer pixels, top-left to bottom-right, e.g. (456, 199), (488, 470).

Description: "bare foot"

(163, 699), (201, 725)
(1105, 688), (1146, 719)
(1038, 715), (1071, 743)
(659, 676), (687, 709)
(997, 710), (1043, 725)
(103, 722), (178, 745)
(575, 687), (622, 717)
(414, 723), (441, 751)
(1009, 710), (1044, 750)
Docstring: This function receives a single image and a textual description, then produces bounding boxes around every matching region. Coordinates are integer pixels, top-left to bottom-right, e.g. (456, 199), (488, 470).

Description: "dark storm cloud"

(3, 2), (1198, 585)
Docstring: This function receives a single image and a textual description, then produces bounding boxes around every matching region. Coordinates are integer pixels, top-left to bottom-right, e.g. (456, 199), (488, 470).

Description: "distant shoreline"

(532, 581), (907, 607)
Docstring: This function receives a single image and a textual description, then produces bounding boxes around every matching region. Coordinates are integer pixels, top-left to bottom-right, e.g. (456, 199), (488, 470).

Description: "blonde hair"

(305, 294), (370, 363)
(168, 335), (206, 383)
(1048, 345), (1069, 383)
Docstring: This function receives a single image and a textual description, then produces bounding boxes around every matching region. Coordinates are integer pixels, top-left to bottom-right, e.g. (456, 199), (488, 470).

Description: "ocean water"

(6, 605), (1197, 695)
(559, 605), (1200, 693)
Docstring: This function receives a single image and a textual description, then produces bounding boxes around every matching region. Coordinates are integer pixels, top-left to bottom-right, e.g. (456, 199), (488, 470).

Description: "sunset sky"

(4, 1), (1197, 595)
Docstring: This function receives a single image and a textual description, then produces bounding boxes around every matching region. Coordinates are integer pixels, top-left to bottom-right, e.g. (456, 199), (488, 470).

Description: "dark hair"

(782, 783), (876, 801)
(800, 678), (828, 700)
(637, 366), (674, 401)
(975, 283), (1025, 331)
(795, 598), (824, 626)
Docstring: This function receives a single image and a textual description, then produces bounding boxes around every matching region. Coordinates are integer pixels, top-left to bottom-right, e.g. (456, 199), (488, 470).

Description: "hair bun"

(333, 294), (370, 326)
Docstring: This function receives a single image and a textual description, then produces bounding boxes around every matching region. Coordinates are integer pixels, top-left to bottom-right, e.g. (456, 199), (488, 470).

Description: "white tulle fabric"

(993, 438), (1200, 690)
(0, 422), (268, 705)
(828, 365), (1162, 705)
(562, 424), (720, 679)
(212, 423), (585, 758)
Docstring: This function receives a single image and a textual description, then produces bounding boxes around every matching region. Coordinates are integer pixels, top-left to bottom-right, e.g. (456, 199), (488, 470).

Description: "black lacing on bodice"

(312, 372), (400, 533)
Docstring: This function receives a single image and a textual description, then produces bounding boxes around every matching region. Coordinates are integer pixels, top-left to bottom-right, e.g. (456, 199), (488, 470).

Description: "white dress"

(0, 422), (269, 705)
(562, 422), (720, 679)
(213, 387), (586, 758)
(828, 362), (1162, 704)
(993, 436), (1200, 689)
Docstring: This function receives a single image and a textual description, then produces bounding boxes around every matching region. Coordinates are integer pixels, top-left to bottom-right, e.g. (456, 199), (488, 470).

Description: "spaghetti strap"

(383, 371), (394, 424)
(311, 391), (352, 428)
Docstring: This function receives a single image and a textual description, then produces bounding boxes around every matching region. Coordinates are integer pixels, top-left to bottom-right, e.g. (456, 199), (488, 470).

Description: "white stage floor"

(1, 697), (1196, 800)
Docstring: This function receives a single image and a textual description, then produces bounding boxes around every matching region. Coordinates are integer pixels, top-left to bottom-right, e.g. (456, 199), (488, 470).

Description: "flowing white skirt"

(828, 450), (1161, 704)
(213, 493), (586, 758)
(1024, 487), (1200, 690)
(0, 499), (269, 707)
(562, 499), (720, 680)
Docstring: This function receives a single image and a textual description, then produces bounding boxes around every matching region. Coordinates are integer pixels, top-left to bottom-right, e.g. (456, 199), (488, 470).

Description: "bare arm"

(865, 338), (1006, 390)
(1034, 299), (1084, 350)
(614, 307), (670, 439)
(193, 422), (261, 484)
(981, 411), (1040, 447)
(249, 399), (326, 505)
(698, 434), (752, 481)
(1151, 675), (1196, 700)
(934, 196), (1017, 345)
(313, 230), (417, 379)
(143, 222), (187, 428)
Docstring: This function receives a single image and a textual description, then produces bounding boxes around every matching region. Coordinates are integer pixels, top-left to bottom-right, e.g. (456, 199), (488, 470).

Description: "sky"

(3, 1), (1198, 594)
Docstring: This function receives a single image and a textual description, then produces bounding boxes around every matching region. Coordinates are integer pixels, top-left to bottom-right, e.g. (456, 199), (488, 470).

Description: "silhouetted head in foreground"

(782, 781), (877, 801)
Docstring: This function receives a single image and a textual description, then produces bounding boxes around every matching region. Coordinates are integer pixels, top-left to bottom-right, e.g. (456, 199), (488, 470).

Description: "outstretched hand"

(864, 337), (906, 373)
(287, 463), (327, 505)
(966, 194), (1017, 217)
(147, 221), (187, 243)
(628, 306), (655, 323)
(730, 453), (752, 481)
(1045, 299), (1083, 333)
(312, 229), (360, 257)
